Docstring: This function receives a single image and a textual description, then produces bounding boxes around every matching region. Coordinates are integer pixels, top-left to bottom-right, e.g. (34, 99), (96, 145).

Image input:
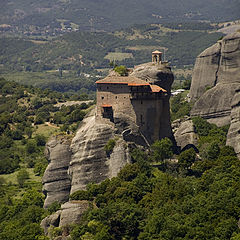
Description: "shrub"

(104, 139), (116, 156)
(70, 190), (91, 201)
(35, 134), (46, 146)
(192, 117), (213, 136)
(114, 65), (128, 76)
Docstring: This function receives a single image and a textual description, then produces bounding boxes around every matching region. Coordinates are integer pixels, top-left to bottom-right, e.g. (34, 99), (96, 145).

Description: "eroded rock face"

(43, 110), (132, 207)
(42, 136), (72, 208)
(69, 112), (130, 194)
(189, 32), (240, 126)
(227, 88), (240, 159)
(59, 201), (90, 227)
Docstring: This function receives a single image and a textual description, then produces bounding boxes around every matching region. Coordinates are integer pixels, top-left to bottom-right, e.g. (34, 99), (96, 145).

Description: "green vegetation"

(170, 92), (192, 121)
(104, 139), (116, 156)
(150, 138), (173, 163)
(114, 65), (128, 76)
(0, 74), (239, 239)
(0, 78), (95, 239)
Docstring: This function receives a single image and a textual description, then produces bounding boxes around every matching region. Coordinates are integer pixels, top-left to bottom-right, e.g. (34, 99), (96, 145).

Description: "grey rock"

(59, 201), (89, 227)
(69, 112), (115, 193)
(42, 136), (72, 208)
(130, 62), (174, 93)
(173, 118), (198, 150)
(40, 210), (62, 235)
(189, 32), (240, 126)
(189, 42), (221, 101)
(191, 83), (239, 126)
(227, 88), (240, 158)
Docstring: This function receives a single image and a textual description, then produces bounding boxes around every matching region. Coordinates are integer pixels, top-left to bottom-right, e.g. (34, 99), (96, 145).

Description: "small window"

(115, 96), (117, 99)
(141, 101), (143, 104)
(101, 96), (104, 99)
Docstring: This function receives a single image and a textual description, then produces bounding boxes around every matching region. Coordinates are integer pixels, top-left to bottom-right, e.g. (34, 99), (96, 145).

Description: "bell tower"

(152, 50), (162, 64)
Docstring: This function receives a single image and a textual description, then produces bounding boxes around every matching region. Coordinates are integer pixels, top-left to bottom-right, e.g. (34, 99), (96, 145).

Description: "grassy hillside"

(0, 0), (239, 32)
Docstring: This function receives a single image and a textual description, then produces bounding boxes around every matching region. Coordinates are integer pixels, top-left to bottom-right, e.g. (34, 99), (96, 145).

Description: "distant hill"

(0, 23), (223, 72)
(0, 0), (239, 33)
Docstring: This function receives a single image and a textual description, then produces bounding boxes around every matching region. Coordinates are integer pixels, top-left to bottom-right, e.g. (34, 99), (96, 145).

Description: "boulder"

(172, 118), (198, 151)
(130, 62), (174, 93)
(69, 113), (115, 193)
(41, 210), (62, 235)
(59, 201), (90, 227)
(191, 83), (239, 126)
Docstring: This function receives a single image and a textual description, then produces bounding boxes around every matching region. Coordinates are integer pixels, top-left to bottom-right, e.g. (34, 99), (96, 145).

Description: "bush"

(114, 65), (128, 76)
(192, 117), (214, 136)
(70, 190), (91, 201)
(104, 139), (116, 156)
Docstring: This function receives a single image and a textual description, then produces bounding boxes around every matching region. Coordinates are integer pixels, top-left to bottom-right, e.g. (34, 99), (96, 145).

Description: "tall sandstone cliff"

(42, 63), (174, 210)
(189, 32), (240, 158)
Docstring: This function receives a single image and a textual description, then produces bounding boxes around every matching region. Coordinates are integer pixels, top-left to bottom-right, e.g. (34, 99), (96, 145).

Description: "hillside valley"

(0, 22), (224, 93)
(1, 0), (239, 33)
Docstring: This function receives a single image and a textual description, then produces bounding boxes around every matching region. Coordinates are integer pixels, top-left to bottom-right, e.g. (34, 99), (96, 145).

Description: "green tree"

(17, 169), (29, 187)
(104, 139), (116, 156)
(26, 140), (38, 154)
(35, 135), (46, 146)
(150, 138), (173, 163)
(178, 148), (196, 170)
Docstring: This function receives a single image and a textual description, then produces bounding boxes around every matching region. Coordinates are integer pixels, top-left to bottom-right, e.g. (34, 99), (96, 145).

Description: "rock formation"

(189, 32), (240, 126)
(41, 61), (175, 233)
(42, 136), (72, 208)
(189, 31), (240, 157)
(226, 87), (240, 159)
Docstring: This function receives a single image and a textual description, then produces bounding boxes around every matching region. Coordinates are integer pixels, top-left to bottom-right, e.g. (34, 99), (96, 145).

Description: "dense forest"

(0, 78), (239, 239)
